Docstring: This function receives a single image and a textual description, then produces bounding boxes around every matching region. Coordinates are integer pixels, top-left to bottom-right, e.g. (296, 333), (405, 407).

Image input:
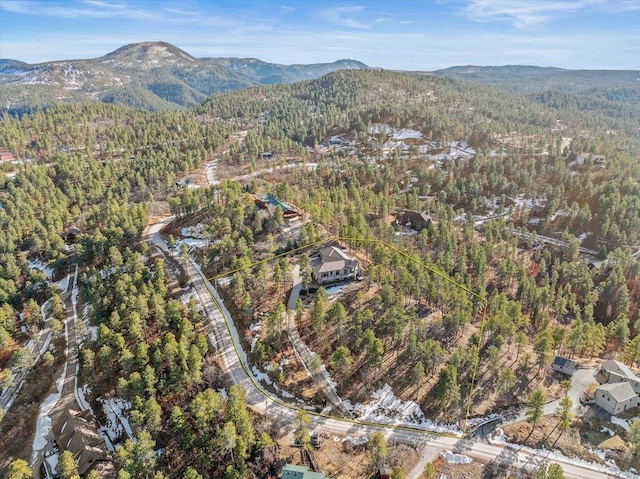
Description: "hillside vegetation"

(0, 41), (367, 112)
(1, 68), (640, 477)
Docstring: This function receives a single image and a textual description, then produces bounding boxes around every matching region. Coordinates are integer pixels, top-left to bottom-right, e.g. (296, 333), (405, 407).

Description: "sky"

(1, 0), (639, 70)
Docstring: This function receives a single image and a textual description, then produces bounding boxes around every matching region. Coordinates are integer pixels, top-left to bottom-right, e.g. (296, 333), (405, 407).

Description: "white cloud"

(320, 5), (371, 29)
(0, 0), (243, 27)
(460, 0), (603, 27)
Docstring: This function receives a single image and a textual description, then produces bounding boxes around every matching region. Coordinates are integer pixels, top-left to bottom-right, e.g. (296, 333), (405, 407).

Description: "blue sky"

(1, 0), (639, 70)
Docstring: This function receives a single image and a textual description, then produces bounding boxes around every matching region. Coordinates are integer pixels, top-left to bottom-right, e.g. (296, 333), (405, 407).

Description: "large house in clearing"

(594, 359), (640, 415)
(311, 246), (359, 284)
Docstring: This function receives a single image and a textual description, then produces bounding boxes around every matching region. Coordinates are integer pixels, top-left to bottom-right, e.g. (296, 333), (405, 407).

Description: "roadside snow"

(56, 275), (69, 293)
(442, 451), (473, 465)
(344, 383), (461, 435)
(31, 363), (66, 465)
(489, 428), (636, 478)
(577, 232), (589, 243)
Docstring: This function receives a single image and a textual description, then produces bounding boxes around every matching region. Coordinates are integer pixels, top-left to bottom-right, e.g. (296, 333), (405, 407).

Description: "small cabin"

(552, 356), (577, 376)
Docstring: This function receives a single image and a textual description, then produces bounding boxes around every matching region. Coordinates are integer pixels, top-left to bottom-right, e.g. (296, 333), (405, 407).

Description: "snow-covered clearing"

(343, 383), (461, 435)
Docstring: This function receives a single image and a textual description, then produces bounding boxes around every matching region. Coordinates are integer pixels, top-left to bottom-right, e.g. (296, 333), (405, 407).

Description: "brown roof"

(313, 246), (358, 274)
(53, 408), (112, 476)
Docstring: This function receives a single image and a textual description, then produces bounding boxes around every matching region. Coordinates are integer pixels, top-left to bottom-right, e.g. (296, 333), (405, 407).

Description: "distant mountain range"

(0, 41), (367, 111)
(432, 65), (640, 92)
(2, 42), (639, 112)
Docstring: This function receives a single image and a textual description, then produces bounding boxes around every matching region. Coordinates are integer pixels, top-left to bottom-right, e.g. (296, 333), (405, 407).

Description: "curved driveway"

(146, 219), (629, 479)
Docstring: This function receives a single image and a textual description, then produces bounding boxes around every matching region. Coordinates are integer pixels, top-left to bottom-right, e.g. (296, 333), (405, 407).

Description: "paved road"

(506, 228), (599, 256)
(145, 221), (630, 479)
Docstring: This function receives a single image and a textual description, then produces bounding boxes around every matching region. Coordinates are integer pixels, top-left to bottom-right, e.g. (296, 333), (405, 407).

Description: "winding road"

(145, 218), (632, 479)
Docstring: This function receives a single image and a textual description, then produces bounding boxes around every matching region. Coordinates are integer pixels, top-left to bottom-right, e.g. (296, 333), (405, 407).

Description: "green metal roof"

(281, 464), (326, 479)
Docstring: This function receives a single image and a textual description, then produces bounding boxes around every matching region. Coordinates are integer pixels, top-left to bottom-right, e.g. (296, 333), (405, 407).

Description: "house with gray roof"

(311, 246), (359, 284)
(594, 359), (640, 415)
(596, 359), (640, 393)
(595, 382), (639, 415)
(552, 356), (577, 376)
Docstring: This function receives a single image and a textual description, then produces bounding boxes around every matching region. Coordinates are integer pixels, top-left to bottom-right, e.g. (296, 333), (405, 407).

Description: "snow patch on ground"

(466, 412), (502, 428)
(600, 426), (615, 436)
(56, 275), (69, 293)
(610, 416), (632, 432)
(177, 238), (207, 249)
(98, 397), (133, 446)
(45, 452), (59, 477)
(344, 383), (461, 435)
(206, 160), (219, 186)
(442, 451), (473, 465)
(28, 258), (55, 281)
(181, 223), (205, 239)
(577, 232), (590, 243)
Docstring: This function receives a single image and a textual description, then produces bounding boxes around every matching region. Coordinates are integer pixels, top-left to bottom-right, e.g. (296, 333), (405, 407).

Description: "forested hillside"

(0, 42), (367, 112)
(1, 68), (640, 478)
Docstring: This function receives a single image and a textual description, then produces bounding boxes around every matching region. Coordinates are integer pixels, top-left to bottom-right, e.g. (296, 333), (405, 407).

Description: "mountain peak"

(99, 41), (196, 68)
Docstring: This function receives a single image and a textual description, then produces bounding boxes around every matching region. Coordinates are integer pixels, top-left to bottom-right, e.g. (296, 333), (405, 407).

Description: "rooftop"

(602, 360), (639, 381)
(281, 464), (326, 479)
(597, 382), (637, 402)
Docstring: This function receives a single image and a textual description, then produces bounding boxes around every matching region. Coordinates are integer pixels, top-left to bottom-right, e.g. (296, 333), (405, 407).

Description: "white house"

(594, 359), (640, 414)
(595, 382), (640, 415)
(597, 359), (640, 393)
(311, 246), (359, 284)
